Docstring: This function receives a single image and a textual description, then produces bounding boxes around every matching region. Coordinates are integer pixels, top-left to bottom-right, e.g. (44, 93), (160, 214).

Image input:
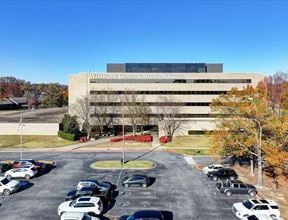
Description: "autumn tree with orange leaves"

(210, 85), (288, 187)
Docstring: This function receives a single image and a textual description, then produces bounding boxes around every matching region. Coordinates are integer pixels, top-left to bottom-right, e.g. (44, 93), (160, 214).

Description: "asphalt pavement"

(0, 151), (247, 220)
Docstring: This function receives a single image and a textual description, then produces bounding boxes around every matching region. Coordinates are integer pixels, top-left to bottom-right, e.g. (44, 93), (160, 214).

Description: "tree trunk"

(257, 126), (263, 186)
(250, 158), (254, 176)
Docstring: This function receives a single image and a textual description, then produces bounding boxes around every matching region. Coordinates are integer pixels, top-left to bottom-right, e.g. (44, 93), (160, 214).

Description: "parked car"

(119, 210), (165, 220)
(58, 196), (103, 217)
(243, 214), (283, 220)
(216, 179), (257, 197)
(11, 159), (45, 170)
(76, 179), (114, 192)
(65, 186), (112, 203)
(0, 162), (11, 173)
(121, 174), (149, 188)
(0, 176), (21, 195)
(207, 168), (238, 181)
(203, 164), (224, 174)
(5, 167), (37, 180)
(60, 212), (100, 220)
(232, 199), (280, 219)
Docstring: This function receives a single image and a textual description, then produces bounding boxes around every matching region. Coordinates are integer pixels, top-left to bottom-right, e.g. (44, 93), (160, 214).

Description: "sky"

(0, 0), (288, 85)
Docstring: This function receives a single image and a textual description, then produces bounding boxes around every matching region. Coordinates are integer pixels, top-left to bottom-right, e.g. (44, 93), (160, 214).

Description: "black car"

(216, 179), (257, 197)
(207, 168), (238, 181)
(122, 174), (149, 188)
(0, 163), (11, 173)
(65, 186), (112, 202)
(119, 210), (165, 220)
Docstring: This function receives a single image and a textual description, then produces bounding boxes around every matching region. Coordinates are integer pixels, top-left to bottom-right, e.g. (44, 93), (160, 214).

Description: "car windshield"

(243, 200), (254, 209)
(208, 165), (214, 169)
(1, 178), (10, 185)
(69, 199), (77, 207)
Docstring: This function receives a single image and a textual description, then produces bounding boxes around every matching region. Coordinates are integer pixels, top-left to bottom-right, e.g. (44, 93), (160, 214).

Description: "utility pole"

(19, 113), (23, 160)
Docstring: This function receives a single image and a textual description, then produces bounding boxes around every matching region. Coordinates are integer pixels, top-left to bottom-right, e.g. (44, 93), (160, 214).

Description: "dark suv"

(0, 163), (11, 173)
(216, 179), (257, 197)
(65, 186), (112, 202)
(207, 168), (238, 181)
(121, 174), (149, 188)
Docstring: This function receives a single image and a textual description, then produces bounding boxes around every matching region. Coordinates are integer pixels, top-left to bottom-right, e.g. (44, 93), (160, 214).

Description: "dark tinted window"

(271, 206), (279, 209)
(74, 203), (95, 207)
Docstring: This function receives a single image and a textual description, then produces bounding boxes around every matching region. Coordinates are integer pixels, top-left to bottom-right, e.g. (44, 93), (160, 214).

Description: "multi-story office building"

(69, 63), (264, 136)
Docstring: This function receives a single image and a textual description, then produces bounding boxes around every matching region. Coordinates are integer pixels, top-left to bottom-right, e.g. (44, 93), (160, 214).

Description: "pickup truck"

(216, 179), (257, 197)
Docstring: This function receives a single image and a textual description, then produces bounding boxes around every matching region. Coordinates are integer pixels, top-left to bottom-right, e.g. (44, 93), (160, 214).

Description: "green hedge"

(58, 130), (76, 141)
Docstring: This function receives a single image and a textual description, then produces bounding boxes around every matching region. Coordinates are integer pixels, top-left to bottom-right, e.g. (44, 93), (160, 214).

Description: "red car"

(11, 159), (45, 170)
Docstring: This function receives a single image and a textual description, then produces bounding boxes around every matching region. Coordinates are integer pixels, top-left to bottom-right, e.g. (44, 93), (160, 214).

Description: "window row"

(90, 90), (227, 95)
(90, 102), (211, 106)
(90, 79), (251, 84)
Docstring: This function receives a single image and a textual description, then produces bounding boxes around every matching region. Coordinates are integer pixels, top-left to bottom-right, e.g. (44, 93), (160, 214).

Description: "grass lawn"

(90, 160), (155, 170)
(95, 141), (152, 148)
(165, 148), (209, 156)
(0, 135), (76, 148)
(162, 135), (212, 148)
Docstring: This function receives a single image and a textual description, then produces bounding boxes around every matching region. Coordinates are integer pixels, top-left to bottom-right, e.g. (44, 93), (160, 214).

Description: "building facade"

(68, 63), (264, 136)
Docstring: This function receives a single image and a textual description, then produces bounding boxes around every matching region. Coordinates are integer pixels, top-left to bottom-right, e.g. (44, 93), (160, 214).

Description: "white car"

(5, 167), (37, 180)
(0, 176), (21, 195)
(58, 196), (103, 217)
(242, 214), (283, 220)
(60, 212), (100, 220)
(203, 164), (224, 174)
(232, 199), (280, 219)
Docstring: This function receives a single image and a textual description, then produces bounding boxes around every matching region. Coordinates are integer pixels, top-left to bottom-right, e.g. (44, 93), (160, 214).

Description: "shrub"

(58, 130), (76, 141)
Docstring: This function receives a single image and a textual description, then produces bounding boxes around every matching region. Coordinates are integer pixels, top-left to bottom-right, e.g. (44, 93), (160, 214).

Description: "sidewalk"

(0, 135), (163, 153)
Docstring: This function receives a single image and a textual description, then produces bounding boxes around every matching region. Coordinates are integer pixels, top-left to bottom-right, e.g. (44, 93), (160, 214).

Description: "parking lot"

(0, 151), (252, 220)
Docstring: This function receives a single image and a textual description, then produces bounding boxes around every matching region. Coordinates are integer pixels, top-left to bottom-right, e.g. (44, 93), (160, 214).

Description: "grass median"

(0, 135), (76, 148)
(90, 160), (155, 170)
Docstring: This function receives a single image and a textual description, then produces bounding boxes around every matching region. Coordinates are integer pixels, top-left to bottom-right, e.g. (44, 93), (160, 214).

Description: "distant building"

(69, 63), (264, 136)
(0, 97), (27, 110)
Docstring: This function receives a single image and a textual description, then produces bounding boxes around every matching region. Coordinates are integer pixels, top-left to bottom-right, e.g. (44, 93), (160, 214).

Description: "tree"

(71, 95), (92, 139)
(137, 96), (151, 135)
(61, 114), (80, 134)
(156, 96), (182, 140)
(122, 91), (139, 135)
(210, 85), (288, 187)
(91, 90), (118, 135)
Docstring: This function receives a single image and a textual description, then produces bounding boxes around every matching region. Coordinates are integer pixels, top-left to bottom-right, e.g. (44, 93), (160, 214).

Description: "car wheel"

(225, 191), (232, 196)
(212, 176), (218, 181)
(249, 191), (256, 197)
(270, 214), (276, 219)
(25, 174), (31, 180)
(142, 183), (147, 188)
(124, 183), (129, 188)
(6, 175), (12, 180)
(3, 189), (11, 196)
(60, 212), (65, 216)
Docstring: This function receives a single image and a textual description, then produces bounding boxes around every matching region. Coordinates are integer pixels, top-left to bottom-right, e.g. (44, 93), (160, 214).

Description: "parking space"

(0, 151), (242, 220)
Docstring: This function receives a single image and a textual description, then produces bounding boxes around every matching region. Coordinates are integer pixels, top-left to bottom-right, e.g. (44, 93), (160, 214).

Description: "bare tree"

(71, 95), (92, 139)
(122, 92), (139, 135)
(136, 96), (151, 135)
(91, 91), (118, 135)
(156, 96), (182, 140)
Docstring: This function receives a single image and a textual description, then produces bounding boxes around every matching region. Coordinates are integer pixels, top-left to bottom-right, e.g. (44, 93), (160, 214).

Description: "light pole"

(19, 113), (24, 160)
